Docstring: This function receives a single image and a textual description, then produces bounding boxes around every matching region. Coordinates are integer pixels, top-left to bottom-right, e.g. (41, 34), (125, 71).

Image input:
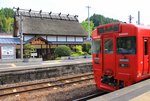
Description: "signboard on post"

(31, 53), (37, 58)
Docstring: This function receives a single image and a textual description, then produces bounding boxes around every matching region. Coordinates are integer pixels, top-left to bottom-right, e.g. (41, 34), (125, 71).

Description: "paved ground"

(0, 58), (92, 72)
(89, 78), (150, 101)
(130, 91), (150, 101)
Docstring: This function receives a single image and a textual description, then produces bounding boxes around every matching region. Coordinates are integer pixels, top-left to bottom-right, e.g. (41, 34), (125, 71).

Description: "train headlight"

(120, 64), (129, 67)
(94, 57), (100, 64)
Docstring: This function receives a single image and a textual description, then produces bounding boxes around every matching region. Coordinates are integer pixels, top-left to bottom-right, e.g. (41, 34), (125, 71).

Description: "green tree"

(81, 20), (94, 36)
(0, 8), (14, 18)
(0, 8), (14, 33)
(5, 17), (14, 32)
(0, 11), (5, 32)
(90, 14), (121, 27)
(24, 44), (35, 58)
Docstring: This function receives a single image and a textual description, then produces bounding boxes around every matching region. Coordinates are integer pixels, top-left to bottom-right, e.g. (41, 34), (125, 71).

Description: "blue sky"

(1, 0), (150, 25)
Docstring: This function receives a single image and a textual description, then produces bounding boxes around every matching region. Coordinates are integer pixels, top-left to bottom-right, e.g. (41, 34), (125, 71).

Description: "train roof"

(134, 24), (150, 30)
(97, 22), (150, 30)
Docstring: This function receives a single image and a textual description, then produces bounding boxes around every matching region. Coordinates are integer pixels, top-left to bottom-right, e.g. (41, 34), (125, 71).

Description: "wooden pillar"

(49, 44), (51, 54)
(49, 44), (51, 60)
(46, 44), (48, 54)
(41, 44), (42, 58)
(0, 45), (1, 59)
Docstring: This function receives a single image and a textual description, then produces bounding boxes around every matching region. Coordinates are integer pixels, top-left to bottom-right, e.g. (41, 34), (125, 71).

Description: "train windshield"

(92, 40), (101, 54)
(117, 36), (136, 54)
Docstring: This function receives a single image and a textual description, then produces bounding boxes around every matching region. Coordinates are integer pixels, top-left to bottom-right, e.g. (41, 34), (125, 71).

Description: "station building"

(0, 9), (87, 60)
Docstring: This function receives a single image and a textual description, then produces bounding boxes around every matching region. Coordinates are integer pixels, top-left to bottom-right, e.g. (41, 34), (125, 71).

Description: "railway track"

(0, 73), (94, 97)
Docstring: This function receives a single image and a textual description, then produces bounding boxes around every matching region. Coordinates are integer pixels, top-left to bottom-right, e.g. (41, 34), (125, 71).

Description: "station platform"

(89, 78), (150, 101)
(0, 58), (92, 72)
(0, 58), (92, 85)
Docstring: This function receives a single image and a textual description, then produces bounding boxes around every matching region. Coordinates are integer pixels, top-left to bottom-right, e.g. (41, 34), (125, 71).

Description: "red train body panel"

(92, 22), (150, 91)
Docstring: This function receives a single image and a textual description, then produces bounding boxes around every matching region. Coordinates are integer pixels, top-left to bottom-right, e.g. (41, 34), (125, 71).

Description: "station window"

(117, 36), (136, 54)
(92, 40), (101, 54)
(104, 39), (113, 54)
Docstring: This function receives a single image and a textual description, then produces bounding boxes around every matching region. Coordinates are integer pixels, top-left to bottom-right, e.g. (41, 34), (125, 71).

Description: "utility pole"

(86, 6), (91, 40)
(20, 12), (24, 60)
(129, 15), (134, 23)
(138, 11), (140, 25)
(14, 7), (24, 60)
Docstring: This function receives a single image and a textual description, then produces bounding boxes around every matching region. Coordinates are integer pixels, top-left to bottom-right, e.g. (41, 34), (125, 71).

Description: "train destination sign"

(98, 24), (119, 34)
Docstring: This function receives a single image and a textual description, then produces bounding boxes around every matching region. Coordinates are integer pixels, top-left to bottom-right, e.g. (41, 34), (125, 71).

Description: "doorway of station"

(36, 48), (55, 60)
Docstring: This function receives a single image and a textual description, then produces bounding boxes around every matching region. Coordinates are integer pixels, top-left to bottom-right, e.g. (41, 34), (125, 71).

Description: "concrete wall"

(0, 62), (92, 85)
(0, 58), (42, 63)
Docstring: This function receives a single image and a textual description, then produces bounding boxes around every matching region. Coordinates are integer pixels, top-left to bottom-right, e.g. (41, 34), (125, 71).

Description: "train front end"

(92, 23), (137, 91)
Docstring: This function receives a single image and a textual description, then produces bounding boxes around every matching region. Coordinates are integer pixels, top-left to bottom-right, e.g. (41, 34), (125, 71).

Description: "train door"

(143, 38), (150, 75)
(102, 35), (116, 76)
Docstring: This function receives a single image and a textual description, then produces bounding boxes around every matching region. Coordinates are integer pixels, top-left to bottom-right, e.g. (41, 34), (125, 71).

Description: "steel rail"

(0, 73), (94, 97)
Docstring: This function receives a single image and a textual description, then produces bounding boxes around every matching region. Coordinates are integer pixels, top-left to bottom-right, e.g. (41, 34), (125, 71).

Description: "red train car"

(92, 22), (150, 91)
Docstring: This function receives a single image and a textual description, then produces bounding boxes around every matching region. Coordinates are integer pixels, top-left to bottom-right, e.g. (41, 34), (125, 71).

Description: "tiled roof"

(0, 37), (20, 44)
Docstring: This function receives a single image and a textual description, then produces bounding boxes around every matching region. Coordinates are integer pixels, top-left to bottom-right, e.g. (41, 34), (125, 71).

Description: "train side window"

(104, 39), (113, 54)
(144, 39), (148, 55)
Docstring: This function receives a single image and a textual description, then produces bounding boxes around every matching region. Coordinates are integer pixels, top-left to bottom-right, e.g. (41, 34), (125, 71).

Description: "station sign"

(1, 45), (15, 59)
(31, 38), (46, 45)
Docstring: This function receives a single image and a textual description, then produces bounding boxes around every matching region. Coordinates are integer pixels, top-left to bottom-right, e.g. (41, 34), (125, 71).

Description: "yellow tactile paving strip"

(11, 63), (16, 67)
(130, 91), (150, 101)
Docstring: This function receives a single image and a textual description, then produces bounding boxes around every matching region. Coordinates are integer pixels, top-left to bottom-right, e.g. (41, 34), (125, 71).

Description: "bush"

(72, 45), (84, 55)
(71, 52), (81, 56)
(88, 48), (92, 55)
(82, 42), (91, 54)
(54, 45), (72, 57)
